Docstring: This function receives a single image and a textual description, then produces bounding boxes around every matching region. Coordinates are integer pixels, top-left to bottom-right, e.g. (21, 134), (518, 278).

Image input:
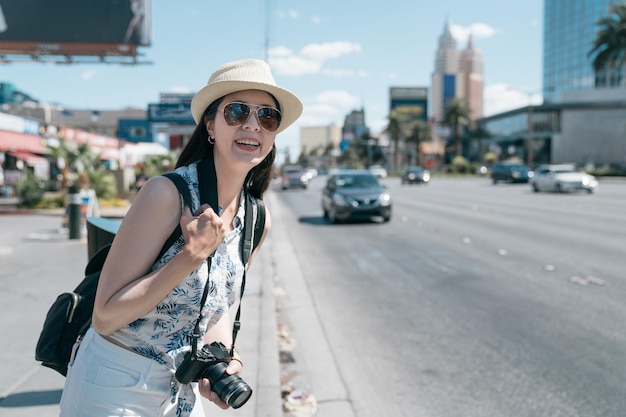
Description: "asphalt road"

(270, 175), (626, 417)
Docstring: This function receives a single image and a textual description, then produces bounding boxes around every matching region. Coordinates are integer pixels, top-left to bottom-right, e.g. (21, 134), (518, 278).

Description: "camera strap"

(190, 157), (265, 357)
(189, 157), (218, 355)
(230, 196), (265, 356)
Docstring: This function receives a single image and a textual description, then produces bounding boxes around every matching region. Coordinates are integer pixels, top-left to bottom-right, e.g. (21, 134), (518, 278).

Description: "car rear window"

(336, 174), (379, 188)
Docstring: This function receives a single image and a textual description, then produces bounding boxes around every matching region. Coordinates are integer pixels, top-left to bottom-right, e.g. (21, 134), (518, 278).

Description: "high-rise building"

(341, 108), (369, 151)
(459, 35), (483, 119)
(543, 0), (622, 101)
(476, 0), (626, 168)
(430, 19), (483, 121)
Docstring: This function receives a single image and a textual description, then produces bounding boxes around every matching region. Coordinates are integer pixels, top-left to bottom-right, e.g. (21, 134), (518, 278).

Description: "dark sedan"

(321, 170), (392, 223)
(401, 166), (430, 185)
(490, 162), (531, 184)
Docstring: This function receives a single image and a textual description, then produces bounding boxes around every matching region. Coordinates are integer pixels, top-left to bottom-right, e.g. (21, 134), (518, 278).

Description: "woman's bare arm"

(93, 176), (227, 335)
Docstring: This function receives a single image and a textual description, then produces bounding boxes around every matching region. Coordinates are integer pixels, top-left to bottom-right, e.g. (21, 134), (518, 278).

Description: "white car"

(530, 164), (598, 194)
(368, 165), (387, 179)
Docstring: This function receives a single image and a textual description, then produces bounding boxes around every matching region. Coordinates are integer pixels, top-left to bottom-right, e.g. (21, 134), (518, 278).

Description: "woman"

(123, 0), (145, 44)
(59, 59), (303, 416)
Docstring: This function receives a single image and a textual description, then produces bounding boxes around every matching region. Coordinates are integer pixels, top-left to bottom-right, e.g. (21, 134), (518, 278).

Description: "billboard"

(148, 103), (194, 124)
(389, 87), (428, 122)
(0, 0), (151, 60)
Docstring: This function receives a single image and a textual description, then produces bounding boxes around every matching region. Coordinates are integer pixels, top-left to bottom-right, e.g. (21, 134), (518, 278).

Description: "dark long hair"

(176, 95), (278, 199)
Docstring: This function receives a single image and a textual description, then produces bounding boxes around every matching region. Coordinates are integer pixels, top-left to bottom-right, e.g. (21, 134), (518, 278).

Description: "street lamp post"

(526, 99), (533, 168)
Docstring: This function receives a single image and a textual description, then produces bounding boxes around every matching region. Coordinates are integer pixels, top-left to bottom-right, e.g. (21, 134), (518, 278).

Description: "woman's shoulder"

(135, 175), (182, 208)
(171, 162), (199, 180)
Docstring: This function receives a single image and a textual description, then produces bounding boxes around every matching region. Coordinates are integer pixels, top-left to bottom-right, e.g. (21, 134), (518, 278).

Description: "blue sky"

(1, 0), (544, 157)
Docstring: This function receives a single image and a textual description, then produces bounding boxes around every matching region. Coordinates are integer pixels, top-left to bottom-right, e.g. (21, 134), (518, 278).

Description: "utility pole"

(264, 0), (271, 62)
(526, 99), (533, 168)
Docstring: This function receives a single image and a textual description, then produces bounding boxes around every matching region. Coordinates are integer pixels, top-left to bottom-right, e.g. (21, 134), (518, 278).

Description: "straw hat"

(191, 59), (303, 134)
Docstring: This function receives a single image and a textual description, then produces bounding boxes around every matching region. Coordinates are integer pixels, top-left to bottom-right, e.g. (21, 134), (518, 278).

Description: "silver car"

(321, 170), (392, 223)
(530, 164), (598, 194)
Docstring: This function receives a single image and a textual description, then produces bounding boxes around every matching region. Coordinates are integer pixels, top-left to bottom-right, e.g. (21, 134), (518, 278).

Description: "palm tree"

(404, 120), (431, 166)
(47, 140), (100, 191)
(385, 110), (403, 171)
(323, 143), (335, 168)
(443, 98), (473, 157)
(589, 3), (626, 86)
(466, 125), (492, 162)
(47, 140), (72, 191)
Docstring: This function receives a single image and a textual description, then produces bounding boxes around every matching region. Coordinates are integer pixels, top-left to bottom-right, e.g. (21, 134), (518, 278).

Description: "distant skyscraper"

(430, 19), (483, 121)
(459, 34), (483, 119)
(431, 19), (458, 122)
(543, 0), (621, 102)
(341, 108), (369, 151)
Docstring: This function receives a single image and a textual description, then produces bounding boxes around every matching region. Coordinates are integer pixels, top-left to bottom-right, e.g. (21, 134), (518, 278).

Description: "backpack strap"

(253, 198), (266, 255)
(161, 171), (193, 258)
(80, 173), (193, 340)
(240, 196), (266, 265)
(84, 172), (192, 276)
(196, 157), (219, 213)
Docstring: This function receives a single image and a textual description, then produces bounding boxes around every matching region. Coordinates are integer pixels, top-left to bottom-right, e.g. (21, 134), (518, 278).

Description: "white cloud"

(268, 41), (362, 77)
(300, 41), (362, 61)
(166, 85), (192, 94)
(293, 90), (361, 129)
(297, 104), (340, 127)
(81, 71), (96, 81)
(269, 54), (322, 76)
(267, 45), (294, 58)
(276, 10), (299, 19)
(321, 68), (368, 78)
(450, 22), (498, 45)
(370, 117), (389, 135)
(484, 83), (543, 116)
(315, 90), (360, 108)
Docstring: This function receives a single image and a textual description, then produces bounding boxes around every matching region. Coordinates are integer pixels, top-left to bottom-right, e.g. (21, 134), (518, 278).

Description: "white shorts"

(59, 327), (205, 417)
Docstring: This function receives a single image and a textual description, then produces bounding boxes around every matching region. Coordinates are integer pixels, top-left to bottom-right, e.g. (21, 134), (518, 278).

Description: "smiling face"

(205, 89), (279, 170)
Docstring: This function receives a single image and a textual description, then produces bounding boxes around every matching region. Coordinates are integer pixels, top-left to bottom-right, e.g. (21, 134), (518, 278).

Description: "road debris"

(569, 275), (606, 286)
(282, 388), (318, 417)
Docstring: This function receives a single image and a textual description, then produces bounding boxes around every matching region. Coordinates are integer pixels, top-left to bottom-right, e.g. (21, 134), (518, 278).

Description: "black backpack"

(35, 161), (266, 376)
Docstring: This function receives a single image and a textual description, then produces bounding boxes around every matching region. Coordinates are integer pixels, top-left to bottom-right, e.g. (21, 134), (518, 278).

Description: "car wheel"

(532, 183), (540, 193)
(328, 208), (340, 224)
(555, 183), (562, 193)
(586, 188), (594, 194)
(382, 214), (391, 222)
(492, 178), (497, 185)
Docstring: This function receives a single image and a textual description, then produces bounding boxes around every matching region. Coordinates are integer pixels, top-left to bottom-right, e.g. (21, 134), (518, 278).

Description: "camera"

(175, 341), (252, 409)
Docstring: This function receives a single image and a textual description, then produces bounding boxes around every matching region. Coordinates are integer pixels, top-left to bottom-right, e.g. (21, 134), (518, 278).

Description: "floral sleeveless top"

(107, 162), (252, 415)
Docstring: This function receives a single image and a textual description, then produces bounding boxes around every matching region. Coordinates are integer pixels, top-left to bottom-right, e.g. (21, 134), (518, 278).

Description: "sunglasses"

(222, 101), (282, 132)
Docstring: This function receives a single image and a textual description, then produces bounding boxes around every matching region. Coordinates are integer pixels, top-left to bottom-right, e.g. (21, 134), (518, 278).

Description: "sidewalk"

(0, 187), (352, 417)
(0, 203), (281, 417)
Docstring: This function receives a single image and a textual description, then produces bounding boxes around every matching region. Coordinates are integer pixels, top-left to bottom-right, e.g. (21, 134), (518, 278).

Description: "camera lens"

(220, 377), (253, 409)
(204, 362), (253, 409)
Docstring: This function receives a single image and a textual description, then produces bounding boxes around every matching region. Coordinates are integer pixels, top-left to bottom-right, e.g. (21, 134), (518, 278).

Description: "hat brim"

(191, 80), (303, 134)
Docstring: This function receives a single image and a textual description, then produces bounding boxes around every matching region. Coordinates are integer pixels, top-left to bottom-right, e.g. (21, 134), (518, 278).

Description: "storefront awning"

(9, 151), (49, 167)
(0, 130), (47, 153)
(99, 148), (120, 160)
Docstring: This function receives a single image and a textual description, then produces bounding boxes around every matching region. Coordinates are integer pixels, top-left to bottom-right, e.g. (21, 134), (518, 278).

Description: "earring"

(208, 135), (215, 145)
